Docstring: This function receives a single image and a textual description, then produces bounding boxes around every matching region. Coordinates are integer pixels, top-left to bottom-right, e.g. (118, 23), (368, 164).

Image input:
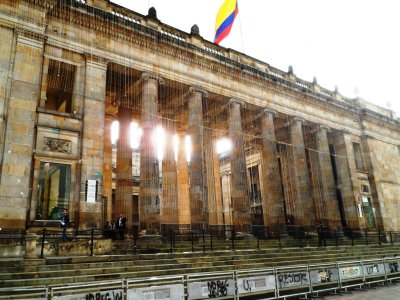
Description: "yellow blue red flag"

(214, 0), (239, 44)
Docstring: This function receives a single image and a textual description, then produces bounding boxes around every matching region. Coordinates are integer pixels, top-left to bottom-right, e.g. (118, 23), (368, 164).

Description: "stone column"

(177, 132), (191, 226)
(316, 125), (341, 229)
(115, 106), (132, 226)
(332, 130), (361, 229)
(221, 172), (232, 225)
(139, 72), (163, 233)
(161, 116), (178, 225)
(213, 139), (224, 225)
(187, 86), (208, 230)
(290, 117), (314, 226)
(260, 109), (285, 227)
(0, 32), (43, 229)
(204, 121), (218, 225)
(103, 115), (113, 223)
(79, 57), (107, 229)
(228, 98), (251, 232)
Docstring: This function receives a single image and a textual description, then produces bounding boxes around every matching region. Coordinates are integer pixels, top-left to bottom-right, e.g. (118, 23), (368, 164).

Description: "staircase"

(0, 243), (399, 296)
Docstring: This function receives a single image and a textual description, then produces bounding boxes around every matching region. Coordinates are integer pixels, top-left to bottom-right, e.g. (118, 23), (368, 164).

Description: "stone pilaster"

(115, 106), (132, 226)
(228, 98), (251, 232)
(316, 125), (341, 229)
(187, 86), (208, 230)
(259, 109), (285, 227)
(79, 57), (107, 229)
(177, 132), (190, 225)
(139, 72), (163, 233)
(103, 115), (113, 223)
(289, 117), (314, 226)
(0, 32), (43, 229)
(161, 116), (178, 225)
(333, 131), (361, 229)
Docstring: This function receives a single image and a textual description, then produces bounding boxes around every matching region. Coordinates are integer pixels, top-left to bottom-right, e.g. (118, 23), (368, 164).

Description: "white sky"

(112, 0), (400, 117)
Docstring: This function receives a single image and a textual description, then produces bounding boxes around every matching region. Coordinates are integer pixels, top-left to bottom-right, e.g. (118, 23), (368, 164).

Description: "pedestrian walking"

(60, 209), (70, 242)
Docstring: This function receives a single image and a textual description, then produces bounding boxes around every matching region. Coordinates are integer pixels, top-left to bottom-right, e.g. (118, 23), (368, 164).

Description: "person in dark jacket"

(60, 209), (70, 241)
(116, 213), (127, 240)
(316, 221), (326, 247)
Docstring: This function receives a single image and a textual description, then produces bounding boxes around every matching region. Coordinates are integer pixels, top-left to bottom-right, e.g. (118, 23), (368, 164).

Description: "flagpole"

(237, 0), (245, 53)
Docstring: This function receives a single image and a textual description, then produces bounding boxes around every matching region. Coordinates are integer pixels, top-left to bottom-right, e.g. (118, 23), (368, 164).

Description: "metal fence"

(1, 256), (399, 299)
(2, 226), (400, 255)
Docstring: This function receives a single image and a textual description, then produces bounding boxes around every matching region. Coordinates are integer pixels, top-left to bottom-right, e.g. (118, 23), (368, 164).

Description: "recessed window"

(36, 162), (71, 220)
(352, 142), (364, 170)
(361, 184), (369, 193)
(45, 59), (76, 113)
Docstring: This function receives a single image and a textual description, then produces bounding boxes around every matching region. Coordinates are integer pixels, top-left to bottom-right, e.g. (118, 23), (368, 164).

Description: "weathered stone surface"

(0, 0), (399, 238)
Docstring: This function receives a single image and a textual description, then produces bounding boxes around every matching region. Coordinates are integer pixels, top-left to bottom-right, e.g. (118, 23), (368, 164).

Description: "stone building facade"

(0, 0), (399, 234)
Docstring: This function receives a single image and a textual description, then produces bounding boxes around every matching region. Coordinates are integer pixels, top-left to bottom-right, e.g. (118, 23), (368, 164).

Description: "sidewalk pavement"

(324, 283), (400, 299)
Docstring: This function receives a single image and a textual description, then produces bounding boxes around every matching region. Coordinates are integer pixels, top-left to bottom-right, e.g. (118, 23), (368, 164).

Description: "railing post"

(256, 229), (260, 250)
(278, 228), (282, 249)
(170, 229), (174, 253)
(231, 226), (235, 251)
(210, 229), (213, 252)
(350, 228), (354, 246)
(378, 229), (382, 245)
(365, 229), (369, 246)
(173, 229), (176, 250)
(191, 231), (194, 252)
(90, 228), (94, 256)
(299, 228), (303, 248)
(390, 231), (393, 245)
(40, 229), (46, 259)
(133, 231), (137, 255)
(335, 230), (338, 247)
(202, 229), (205, 253)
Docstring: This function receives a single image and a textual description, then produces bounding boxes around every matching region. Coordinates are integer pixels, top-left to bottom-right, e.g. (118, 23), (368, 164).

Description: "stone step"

(0, 246), (398, 282)
(0, 250), (397, 288)
(67, 247), (396, 270)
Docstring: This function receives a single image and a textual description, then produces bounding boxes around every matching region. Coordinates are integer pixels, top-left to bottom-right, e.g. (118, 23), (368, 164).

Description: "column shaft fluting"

(139, 75), (160, 233)
(290, 118), (314, 226)
(103, 115), (113, 222)
(187, 89), (207, 229)
(115, 106), (132, 225)
(316, 126), (341, 229)
(260, 110), (285, 227)
(229, 99), (251, 232)
(161, 120), (178, 225)
(177, 133), (191, 225)
(204, 127), (218, 225)
(333, 131), (361, 229)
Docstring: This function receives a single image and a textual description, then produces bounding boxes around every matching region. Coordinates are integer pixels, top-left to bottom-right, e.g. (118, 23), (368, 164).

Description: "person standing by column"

(116, 213), (127, 240)
(317, 221), (327, 247)
(60, 209), (70, 242)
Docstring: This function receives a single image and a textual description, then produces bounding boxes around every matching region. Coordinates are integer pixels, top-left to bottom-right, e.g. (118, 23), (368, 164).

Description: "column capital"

(105, 114), (115, 122)
(286, 116), (306, 127)
(262, 108), (278, 118)
(141, 72), (165, 85)
(340, 129), (352, 136)
(189, 86), (208, 98)
(229, 98), (246, 109)
(317, 124), (331, 133)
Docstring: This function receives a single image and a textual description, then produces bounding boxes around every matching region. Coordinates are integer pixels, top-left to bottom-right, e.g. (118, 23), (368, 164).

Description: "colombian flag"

(214, 0), (239, 45)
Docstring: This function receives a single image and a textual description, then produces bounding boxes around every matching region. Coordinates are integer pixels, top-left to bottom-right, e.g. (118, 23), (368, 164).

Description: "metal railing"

(2, 256), (400, 299)
(38, 228), (103, 258)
